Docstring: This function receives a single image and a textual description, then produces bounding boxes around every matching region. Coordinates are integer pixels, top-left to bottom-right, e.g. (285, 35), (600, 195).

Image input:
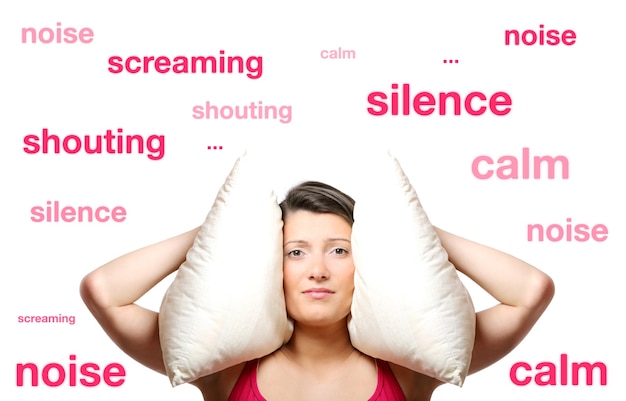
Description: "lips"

(303, 288), (335, 299)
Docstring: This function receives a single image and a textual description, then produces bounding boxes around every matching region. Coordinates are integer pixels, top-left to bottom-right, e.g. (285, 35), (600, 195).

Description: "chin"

(290, 310), (350, 328)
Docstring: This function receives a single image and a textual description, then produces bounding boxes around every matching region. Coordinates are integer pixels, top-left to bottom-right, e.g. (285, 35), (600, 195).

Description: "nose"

(309, 255), (329, 281)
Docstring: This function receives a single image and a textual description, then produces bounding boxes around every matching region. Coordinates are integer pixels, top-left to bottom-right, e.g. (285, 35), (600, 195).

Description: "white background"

(1, 1), (623, 400)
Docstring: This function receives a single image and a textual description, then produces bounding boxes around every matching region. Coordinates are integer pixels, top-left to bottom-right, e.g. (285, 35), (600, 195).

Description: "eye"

(287, 249), (303, 257)
(332, 248), (349, 255)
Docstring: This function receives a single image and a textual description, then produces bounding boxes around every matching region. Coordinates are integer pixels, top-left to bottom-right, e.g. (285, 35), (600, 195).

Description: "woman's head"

(279, 181), (356, 328)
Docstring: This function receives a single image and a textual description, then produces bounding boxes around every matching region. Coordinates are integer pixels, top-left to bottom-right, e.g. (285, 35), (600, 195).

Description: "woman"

(80, 181), (555, 401)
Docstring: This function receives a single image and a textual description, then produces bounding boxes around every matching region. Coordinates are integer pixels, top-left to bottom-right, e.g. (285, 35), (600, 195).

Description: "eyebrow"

(283, 238), (351, 247)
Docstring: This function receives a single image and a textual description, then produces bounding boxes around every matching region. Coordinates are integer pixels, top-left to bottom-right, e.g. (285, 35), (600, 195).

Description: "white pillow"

(348, 151), (475, 386)
(159, 152), (293, 386)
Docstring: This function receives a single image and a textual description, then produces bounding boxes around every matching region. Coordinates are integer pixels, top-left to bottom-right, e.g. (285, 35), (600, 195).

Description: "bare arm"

(434, 227), (555, 375)
(79, 227), (200, 375)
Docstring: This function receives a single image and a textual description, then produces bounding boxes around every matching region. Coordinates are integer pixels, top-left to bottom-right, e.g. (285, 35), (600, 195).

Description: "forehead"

(283, 210), (352, 240)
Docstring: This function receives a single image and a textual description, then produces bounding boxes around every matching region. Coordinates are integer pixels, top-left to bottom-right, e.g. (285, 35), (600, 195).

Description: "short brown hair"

(279, 181), (355, 225)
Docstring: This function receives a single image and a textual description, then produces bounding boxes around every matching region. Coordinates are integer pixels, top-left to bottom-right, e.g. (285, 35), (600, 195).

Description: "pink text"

(505, 25), (576, 46)
(16, 355), (125, 387)
(23, 128), (165, 160)
(472, 148), (569, 180)
(511, 354), (607, 386)
(21, 22), (93, 44)
(527, 218), (608, 242)
(31, 201), (127, 223)
(367, 84), (511, 116)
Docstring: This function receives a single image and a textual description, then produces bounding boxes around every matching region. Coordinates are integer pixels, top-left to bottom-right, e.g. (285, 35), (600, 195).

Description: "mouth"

(303, 288), (335, 299)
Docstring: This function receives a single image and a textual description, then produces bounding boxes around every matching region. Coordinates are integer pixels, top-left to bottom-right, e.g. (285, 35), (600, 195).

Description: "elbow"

(526, 270), (555, 314)
(79, 271), (109, 312)
(537, 271), (555, 307)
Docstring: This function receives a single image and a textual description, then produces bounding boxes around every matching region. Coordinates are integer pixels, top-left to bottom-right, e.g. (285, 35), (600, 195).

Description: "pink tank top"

(228, 358), (407, 401)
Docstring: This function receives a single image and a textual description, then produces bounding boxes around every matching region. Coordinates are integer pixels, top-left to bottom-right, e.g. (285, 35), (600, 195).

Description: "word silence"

(367, 84), (512, 116)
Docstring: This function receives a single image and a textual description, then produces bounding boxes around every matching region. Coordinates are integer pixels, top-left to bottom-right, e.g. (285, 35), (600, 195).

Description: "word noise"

(505, 25), (576, 46)
(21, 22), (94, 44)
(17, 355), (125, 387)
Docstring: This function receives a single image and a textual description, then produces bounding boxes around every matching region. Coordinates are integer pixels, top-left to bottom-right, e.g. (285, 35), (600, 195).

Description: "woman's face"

(282, 210), (355, 327)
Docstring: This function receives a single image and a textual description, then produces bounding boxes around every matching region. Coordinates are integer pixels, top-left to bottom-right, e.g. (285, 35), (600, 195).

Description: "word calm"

(22, 22), (94, 44)
(367, 84), (511, 116)
(320, 47), (356, 59)
(511, 354), (607, 386)
(31, 201), (127, 223)
(17, 354), (125, 387)
(472, 148), (569, 180)
(505, 24), (576, 46)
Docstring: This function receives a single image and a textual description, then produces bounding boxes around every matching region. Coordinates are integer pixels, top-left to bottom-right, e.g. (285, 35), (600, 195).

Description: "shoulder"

(388, 362), (443, 401)
(191, 362), (247, 401)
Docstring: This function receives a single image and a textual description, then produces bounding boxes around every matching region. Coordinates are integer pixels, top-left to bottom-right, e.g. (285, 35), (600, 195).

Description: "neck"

(282, 317), (356, 366)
